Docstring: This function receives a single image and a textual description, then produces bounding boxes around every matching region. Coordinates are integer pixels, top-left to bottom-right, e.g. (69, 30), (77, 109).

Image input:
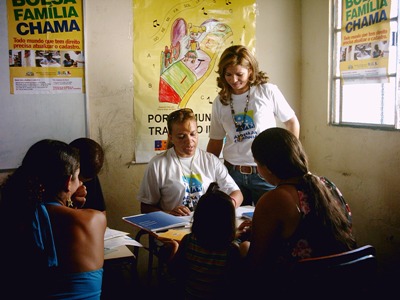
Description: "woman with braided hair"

(237, 127), (356, 297)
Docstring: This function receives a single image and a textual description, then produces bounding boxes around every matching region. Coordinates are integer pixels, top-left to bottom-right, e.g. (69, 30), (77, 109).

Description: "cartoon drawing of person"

(158, 18), (232, 106)
(184, 24), (206, 63)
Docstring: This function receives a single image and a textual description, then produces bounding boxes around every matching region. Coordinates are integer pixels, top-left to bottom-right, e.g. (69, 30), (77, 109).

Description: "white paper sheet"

(104, 235), (143, 249)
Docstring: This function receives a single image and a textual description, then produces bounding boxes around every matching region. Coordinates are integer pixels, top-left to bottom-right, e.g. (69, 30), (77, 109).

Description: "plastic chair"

(293, 245), (377, 298)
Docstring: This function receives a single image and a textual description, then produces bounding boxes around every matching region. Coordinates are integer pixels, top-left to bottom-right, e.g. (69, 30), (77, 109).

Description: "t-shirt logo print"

(182, 174), (202, 211)
(233, 110), (256, 142)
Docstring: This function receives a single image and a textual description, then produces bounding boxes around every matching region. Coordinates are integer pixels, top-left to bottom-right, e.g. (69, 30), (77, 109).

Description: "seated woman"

(0, 139), (106, 299)
(238, 128), (356, 297)
(138, 108), (243, 215)
(70, 137), (106, 212)
(167, 182), (243, 299)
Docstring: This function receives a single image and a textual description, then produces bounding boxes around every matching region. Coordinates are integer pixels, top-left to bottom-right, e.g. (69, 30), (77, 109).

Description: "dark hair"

(251, 128), (356, 249)
(191, 182), (236, 250)
(216, 45), (269, 105)
(1, 139), (80, 213)
(167, 108), (195, 133)
(252, 127), (308, 179)
(166, 108), (196, 148)
(70, 138), (104, 180)
(0, 139), (80, 286)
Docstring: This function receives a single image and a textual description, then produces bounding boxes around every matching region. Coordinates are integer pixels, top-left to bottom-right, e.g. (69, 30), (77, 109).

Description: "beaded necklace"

(229, 90), (250, 142)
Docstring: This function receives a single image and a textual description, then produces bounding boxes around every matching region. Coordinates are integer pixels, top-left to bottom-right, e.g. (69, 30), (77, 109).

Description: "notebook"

(122, 211), (190, 232)
(242, 211), (254, 219)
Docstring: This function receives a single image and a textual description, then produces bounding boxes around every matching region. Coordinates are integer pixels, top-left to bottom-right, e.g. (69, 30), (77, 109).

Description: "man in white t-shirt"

(138, 108), (243, 216)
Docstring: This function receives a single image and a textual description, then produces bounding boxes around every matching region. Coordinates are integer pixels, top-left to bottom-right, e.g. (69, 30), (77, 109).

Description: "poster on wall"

(340, 0), (391, 84)
(7, 0), (85, 94)
(133, 0), (256, 163)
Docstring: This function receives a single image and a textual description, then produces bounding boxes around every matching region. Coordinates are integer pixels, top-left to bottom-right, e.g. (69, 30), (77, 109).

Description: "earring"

(67, 198), (73, 208)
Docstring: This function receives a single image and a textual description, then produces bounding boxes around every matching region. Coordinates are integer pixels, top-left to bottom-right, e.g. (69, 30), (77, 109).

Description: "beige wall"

(301, 0), (400, 286)
(84, 0), (303, 232)
(1, 0), (398, 288)
(85, 0), (303, 221)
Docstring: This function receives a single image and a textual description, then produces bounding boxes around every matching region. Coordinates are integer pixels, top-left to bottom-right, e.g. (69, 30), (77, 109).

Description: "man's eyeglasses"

(167, 108), (194, 122)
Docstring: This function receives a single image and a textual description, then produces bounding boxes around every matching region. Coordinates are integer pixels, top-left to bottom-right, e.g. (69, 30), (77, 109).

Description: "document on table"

(104, 227), (130, 240)
(104, 235), (143, 249)
(235, 205), (255, 218)
(104, 227), (143, 249)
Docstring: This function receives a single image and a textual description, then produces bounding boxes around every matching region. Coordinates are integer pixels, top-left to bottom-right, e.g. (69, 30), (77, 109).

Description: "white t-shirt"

(137, 147), (239, 211)
(209, 83), (295, 166)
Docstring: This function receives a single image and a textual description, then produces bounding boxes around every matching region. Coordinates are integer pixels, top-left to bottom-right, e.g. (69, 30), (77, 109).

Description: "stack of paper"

(104, 227), (143, 250)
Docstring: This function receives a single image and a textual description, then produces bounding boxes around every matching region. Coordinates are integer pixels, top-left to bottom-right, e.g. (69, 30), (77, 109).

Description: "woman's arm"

(284, 116), (300, 138)
(229, 190), (244, 208)
(206, 139), (224, 157)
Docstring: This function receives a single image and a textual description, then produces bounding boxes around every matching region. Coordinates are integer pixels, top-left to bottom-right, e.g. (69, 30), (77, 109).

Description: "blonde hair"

(216, 45), (269, 105)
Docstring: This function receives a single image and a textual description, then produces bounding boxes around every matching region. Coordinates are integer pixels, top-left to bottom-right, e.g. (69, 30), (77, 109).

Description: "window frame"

(330, 0), (400, 131)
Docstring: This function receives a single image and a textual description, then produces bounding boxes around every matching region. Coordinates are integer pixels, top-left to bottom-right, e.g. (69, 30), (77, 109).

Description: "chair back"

(293, 245), (377, 298)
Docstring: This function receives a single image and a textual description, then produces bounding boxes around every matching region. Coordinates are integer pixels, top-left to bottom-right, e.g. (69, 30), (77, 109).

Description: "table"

(132, 206), (255, 282)
(103, 245), (138, 299)
(104, 244), (135, 260)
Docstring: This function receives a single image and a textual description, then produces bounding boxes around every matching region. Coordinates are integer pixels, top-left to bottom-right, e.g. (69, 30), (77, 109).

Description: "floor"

(101, 242), (173, 299)
(101, 243), (397, 300)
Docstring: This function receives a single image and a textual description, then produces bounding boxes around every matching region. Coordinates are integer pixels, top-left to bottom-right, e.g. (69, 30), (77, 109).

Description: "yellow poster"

(7, 0), (85, 94)
(133, 0), (256, 163)
(340, 0), (391, 83)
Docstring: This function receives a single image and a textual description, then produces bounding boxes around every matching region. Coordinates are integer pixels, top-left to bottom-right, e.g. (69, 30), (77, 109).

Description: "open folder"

(123, 211), (190, 233)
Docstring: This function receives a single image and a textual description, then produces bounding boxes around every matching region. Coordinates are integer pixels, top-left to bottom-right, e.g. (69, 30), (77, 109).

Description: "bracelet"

(231, 197), (237, 207)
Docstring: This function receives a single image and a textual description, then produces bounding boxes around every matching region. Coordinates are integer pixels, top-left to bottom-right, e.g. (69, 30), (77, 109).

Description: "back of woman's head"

(252, 129), (356, 249)
(252, 127), (308, 179)
(70, 137), (104, 180)
(2, 139), (79, 208)
(23, 139), (79, 181)
(191, 182), (236, 249)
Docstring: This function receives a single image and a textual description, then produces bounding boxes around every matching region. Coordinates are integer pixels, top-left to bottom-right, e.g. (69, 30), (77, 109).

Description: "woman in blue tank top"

(0, 139), (107, 299)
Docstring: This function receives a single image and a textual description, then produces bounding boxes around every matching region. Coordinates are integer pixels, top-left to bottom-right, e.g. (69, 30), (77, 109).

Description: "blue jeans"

(226, 164), (275, 206)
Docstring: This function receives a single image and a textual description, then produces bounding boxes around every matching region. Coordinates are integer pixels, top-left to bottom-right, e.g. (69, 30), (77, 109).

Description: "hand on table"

(237, 219), (252, 241)
(170, 205), (191, 216)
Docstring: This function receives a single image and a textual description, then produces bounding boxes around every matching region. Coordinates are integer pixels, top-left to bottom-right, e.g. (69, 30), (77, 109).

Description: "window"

(331, 0), (400, 130)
